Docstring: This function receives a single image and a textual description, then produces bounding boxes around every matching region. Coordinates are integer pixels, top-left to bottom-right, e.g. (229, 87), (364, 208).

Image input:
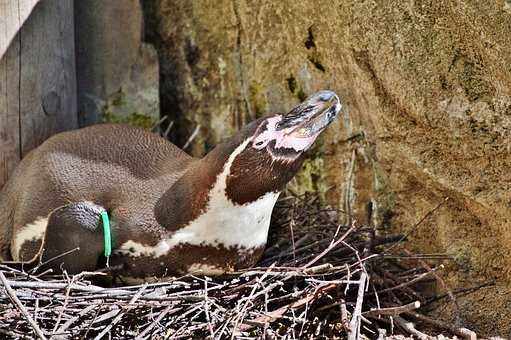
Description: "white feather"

(116, 138), (280, 258)
(12, 217), (47, 261)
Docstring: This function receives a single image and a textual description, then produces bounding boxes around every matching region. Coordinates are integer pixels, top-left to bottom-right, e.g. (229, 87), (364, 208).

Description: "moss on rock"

(102, 111), (156, 129)
(101, 88), (158, 129)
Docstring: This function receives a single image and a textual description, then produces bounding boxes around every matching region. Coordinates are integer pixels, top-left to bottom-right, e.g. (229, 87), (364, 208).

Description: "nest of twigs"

(0, 192), (490, 339)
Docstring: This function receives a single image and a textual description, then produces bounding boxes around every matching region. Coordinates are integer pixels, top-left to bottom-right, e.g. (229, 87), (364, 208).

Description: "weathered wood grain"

(0, 0), (77, 189)
(0, 0), (40, 60)
(0, 1), (22, 188)
(18, 0), (77, 156)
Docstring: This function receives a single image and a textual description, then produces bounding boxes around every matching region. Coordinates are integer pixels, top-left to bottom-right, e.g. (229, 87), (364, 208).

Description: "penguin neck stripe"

(101, 211), (112, 260)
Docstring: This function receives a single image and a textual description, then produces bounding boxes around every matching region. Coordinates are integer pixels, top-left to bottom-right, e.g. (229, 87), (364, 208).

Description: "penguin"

(0, 90), (341, 282)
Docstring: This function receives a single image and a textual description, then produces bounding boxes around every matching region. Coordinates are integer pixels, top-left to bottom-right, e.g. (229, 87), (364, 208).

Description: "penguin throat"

(251, 116), (319, 160)
(123, 138), (281, 258)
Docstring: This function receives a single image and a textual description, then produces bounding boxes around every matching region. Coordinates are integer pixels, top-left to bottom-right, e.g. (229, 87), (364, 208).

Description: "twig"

(151, 115), (168, 131)
(93, 284), (148, 340)
(303, 263), (333, 274)
(0, 271), (47, 339)
(4, 279), (124, 293)
(364, 301), (420, 317)
(163, 120), (174, 139)
(425, 280), (495, 305)
(340, 299), (349, 329)
(56, 304), (98, 334)
(404, 311), (476, 339)
(239, 294), (316, 332)
(135, 305), (180, 340)
(52, 274), (79, 334)
(394, 316), (431, 340)
(182, 124), (201, 149)
(289, 203), (297, 264)
(0, 264), (44, 281)
(376, 265), (444, 294)
(30, 247), (80, 273)
(0, 191), (481, 339)
(403, 248), (459, 315)
(203, 278), (214, 339)
(231, 265), (276, 335)
(348, 272), (367, 340)
(303, 224), (357, 268)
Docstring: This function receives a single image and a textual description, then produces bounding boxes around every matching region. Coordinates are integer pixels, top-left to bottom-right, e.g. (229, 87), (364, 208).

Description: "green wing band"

(101, 211), (112, 258)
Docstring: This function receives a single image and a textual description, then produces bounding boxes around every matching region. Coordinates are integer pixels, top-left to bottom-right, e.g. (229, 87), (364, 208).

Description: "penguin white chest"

(166, 191), (280, 249)
(117, 138), (281, 258)
(164, 138), (281, 250)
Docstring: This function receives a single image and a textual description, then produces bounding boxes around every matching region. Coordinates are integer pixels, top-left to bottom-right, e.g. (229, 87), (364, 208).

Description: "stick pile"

(0, 192), (491, 339)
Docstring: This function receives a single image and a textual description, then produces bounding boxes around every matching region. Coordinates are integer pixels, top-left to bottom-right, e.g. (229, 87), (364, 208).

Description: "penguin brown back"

(0, 90), (341, 282)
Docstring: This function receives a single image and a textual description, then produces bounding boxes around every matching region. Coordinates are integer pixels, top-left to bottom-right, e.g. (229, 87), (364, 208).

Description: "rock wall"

(75, 0), (159, 128)
(147, 0), (511, 335)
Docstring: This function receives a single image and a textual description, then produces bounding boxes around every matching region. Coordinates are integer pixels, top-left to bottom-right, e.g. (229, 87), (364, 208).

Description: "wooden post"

(0, 0), (77, 189)
(0, 0), (40, 60)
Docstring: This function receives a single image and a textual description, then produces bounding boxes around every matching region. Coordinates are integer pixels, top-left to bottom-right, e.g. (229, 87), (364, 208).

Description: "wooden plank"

(18, 0), (77, 155)
(0, 0), (77, 189)
(0, 0), (40, 60)
(0, 1), (21, 188)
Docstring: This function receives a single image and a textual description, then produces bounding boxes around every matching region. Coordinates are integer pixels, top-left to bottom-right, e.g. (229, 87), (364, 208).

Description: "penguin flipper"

(3, 202), (107, 274)
(37, 202), (107, 274)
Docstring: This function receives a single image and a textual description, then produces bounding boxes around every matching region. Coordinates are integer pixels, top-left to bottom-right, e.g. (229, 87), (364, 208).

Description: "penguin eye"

(254, 138), (271, 149)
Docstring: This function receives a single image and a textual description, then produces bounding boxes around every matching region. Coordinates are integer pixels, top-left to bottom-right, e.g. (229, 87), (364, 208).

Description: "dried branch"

(394, 315), (431, 339)
(0, 271), (47, 339)
(93, 284), (148, 340)
(405, 311), (476, 340)
(182, 124), (201, 149)
(348, 272), (367, 340)
(364, 301), (420, 317)
(377, 265), (444, 294)
(0, 192), (484, 339)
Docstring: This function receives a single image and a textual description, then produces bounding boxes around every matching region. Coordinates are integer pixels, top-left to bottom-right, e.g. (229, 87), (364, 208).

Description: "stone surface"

(148, 0), (511, 335)
(75, 0), (159, 128)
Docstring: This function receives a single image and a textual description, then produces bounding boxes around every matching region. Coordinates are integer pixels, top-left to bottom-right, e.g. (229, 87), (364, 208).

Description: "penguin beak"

(252, 90), (341, 153)
(276, 90), (341, 138)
